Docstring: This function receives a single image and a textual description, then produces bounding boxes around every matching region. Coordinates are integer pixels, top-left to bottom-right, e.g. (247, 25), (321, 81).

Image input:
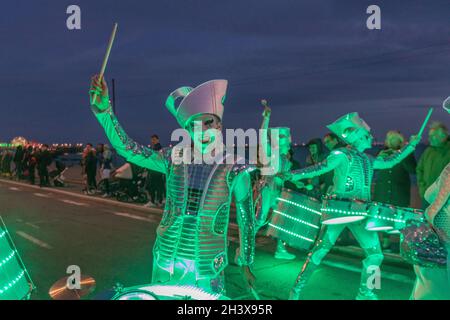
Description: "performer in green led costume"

(284, 112), (421, 300)
(255, 100), (297, 260)
(89, 76), (256, 295)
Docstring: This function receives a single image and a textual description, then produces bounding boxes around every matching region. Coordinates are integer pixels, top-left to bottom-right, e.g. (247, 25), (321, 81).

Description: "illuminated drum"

(387, 207), (424, 234)
(111, 284), (229, 300)
(0, 217), (34, 300)
(365, 202), (399, 232)
(266, 189), (322, 251)
(321, 197), (368, 225)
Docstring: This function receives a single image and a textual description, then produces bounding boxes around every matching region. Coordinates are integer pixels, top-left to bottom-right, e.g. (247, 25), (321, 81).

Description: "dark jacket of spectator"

(37, 149), (52, 169)
(417, 140), (450, 199)
(85, 150), (97, 172)
(373, 151), (417, 207)
(14, 146), (24, 164)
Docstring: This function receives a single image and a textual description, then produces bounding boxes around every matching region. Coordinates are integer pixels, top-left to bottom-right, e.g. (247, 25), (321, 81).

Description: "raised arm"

(425, 164), (450, 225)
(286, 149), (346, 181)
(258, 100), (272, 170)
(89, 75), (167, 174)
(373, 136), (420, 170)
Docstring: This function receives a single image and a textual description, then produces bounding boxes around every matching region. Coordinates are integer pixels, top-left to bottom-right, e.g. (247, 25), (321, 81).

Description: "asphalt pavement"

(0, 178), (416, 300)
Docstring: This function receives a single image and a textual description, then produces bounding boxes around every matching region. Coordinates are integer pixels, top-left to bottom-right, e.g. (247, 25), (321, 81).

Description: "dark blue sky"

(1, 0), (450, 145)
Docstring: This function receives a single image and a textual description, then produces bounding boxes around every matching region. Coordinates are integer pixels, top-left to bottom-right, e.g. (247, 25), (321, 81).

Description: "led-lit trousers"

(151, 257), (225, 295)
(291, 221), (384, 298)
(256, 179), (288, 250)
(256, 177), (283, 229)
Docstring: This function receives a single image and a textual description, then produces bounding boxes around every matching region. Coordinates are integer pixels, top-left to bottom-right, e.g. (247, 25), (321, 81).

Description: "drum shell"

(0, 224), (33, 300)
(266, 189), (322, 251)
(321, 198), (368, 225)
(388, 207), (424, 233)
(365, 202), (398, 232)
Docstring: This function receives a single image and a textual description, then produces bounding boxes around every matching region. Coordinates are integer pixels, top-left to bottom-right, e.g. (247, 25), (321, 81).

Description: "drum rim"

(322, 215), (366, 225)
(366, 225), (394, 231)
(112, 289), (159, 300)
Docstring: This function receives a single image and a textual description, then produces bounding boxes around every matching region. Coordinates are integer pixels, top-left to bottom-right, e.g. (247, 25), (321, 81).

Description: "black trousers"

(14, 161), (23, 178)
(147, 172), (165, 203)
(29, 165), (36, 185)
(38, 166), (49, 186)
(86, 168), (97, 190)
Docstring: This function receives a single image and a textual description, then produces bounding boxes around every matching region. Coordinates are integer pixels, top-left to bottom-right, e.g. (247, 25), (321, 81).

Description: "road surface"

(0, 179), (416, 300)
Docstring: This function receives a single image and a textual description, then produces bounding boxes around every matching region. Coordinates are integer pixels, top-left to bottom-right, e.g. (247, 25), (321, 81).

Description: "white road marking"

(9, 187), (20, 191)
(16, 231), (52, 249)
(60, 199), (88, 206)
(113, 212), (156, 222)
(25, 222), (40, 229)
(321, 260), (414, 284)
(34, 193), (50, 198)
(0, 178), (157, 214)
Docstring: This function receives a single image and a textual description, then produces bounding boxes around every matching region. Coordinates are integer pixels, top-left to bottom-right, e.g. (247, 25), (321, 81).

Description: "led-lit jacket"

(290, 144), (416, 201)
(93, 107), (255, 279)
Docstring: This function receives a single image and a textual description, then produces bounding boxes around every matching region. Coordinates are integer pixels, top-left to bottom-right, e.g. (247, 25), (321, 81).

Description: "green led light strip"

(268, 223), (314, 242)
(0, 250), (16, 268)
(322, 208), (368, 216)
(273, 210), (319, 229)
(370, 215), (405, 223)
(0, 231), (6, 239)
(0, 270), (25, 295)
(276, 198), (322, 216)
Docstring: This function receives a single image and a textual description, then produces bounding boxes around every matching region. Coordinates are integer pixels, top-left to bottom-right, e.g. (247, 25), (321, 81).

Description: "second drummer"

(284, 112), (421, 300)
(255, 100), (297, 260)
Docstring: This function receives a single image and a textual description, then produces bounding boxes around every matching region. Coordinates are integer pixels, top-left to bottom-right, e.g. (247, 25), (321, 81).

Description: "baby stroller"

(100, 162), (148, 204)
(49, 160), (68, 187)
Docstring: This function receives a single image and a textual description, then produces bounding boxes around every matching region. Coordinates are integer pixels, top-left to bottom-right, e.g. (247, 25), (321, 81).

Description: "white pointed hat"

(165, 80), (228, 128)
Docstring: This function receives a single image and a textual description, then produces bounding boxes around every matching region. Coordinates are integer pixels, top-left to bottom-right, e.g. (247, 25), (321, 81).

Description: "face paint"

(349, 129), (373, 151)
(187, 114), (221, 154)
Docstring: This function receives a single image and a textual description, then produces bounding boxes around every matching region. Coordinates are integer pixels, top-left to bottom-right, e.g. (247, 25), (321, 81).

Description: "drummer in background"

(255, 100), (297, 260)
(303, 138), (328, 199)
(284, 112), (421, 300)
(411, 100), (450, 300)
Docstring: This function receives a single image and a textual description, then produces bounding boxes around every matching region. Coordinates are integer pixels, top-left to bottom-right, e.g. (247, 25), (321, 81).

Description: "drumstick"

(418, 107), (434, 138)
(92, 23), (118, 102)
(99, 23), (118, 79)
